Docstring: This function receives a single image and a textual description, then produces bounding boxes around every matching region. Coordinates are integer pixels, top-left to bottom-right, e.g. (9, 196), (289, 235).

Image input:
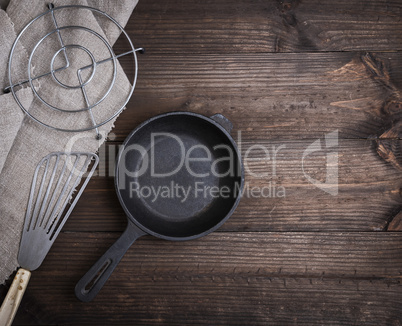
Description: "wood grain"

(3, 0), (402, 324)
(118, 0), (402, 54)
(12, 232), (402, 325)
(112, 52), (402, 141)
(388, 210), (402, 231)
(66, 138), (402, 232)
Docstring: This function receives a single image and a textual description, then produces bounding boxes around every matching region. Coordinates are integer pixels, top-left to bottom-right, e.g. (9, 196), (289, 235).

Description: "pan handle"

(210, 114), (233, 134)
(75, 220), (146, 302)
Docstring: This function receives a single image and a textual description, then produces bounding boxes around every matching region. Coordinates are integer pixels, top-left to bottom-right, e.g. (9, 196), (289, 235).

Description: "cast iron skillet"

(75, 112), (244, 302)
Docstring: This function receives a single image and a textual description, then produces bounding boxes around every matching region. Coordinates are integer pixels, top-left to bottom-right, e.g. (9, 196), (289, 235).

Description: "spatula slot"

(18, 152), (99, 271)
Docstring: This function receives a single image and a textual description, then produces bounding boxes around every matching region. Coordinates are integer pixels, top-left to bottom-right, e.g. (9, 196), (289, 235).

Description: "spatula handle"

(0, 268), (31, 326)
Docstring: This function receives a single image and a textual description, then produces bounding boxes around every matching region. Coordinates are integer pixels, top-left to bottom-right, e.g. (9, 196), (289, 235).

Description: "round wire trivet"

(5, 4), (144, 139)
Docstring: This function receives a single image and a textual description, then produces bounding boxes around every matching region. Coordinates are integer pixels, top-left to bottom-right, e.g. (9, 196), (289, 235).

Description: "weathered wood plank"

(10, 232), (402, 325)
(66, 138), (402, 232)
(119, 0), (402, 54)
(388, 210), (402, 231)
(113, 52), (402, 141)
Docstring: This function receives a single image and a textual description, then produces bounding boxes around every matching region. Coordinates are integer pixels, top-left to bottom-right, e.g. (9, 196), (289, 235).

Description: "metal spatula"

(0, 152), (99, 326)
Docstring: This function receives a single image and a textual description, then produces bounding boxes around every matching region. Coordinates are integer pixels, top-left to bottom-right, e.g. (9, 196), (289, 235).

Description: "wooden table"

(2, 0), (402, 324)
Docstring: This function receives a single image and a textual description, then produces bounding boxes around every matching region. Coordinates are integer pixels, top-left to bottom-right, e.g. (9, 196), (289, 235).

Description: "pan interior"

(116, 114), (242, 239)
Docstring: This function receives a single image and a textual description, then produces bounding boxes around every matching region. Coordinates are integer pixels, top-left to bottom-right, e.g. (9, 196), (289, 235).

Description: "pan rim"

(115, 111), (245, 241)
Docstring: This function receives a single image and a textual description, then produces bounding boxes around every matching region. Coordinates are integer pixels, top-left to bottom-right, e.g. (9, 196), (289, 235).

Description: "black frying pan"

(75, 112), (244, 302)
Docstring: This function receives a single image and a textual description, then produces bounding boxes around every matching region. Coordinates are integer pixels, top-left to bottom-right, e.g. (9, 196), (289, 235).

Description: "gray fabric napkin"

(0, 0), (139, 284)
(0, 9), (33, 175)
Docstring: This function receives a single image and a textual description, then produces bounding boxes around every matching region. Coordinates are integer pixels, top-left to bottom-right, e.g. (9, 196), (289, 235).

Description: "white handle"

(0, 268), (31, 326)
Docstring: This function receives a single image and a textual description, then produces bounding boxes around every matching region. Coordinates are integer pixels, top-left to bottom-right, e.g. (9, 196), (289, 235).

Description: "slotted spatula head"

(18, 152), (99, 271)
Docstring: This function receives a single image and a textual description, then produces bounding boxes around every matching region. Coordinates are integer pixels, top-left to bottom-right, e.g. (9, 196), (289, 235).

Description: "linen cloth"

(0, 0), (139, 284)
(0, 8), (33, 176)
